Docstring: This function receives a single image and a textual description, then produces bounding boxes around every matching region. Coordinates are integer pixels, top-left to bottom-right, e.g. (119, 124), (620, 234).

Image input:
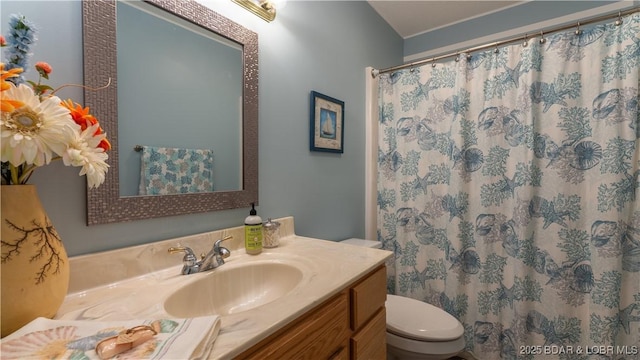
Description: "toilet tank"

(341, 238), (382, 249)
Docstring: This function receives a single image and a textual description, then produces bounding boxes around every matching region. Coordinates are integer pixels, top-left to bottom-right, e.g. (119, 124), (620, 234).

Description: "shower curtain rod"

(371, 6), (639, 78)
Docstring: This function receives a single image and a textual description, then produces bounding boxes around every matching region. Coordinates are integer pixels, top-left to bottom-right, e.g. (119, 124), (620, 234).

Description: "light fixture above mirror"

(231, 0), (283, 22)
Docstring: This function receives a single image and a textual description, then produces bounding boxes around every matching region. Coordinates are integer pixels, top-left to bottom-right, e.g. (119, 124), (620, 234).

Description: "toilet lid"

(386, 294), (464, 341)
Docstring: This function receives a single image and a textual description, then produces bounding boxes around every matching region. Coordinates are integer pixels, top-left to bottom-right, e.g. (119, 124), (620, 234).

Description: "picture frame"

(310, 91), (344, 153)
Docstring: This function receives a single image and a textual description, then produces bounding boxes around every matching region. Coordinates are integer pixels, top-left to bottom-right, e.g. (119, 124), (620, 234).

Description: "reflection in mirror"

(83, 0), (258, 225)
(117, 1), (242, 196)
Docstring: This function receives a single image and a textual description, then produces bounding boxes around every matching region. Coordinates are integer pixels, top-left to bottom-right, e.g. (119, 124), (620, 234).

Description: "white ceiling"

(367, 1), (525, 38)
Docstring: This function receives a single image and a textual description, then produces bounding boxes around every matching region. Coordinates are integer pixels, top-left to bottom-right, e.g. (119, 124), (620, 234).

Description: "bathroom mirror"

(83, 0), (258, 225)
(117, 1), (244, 196)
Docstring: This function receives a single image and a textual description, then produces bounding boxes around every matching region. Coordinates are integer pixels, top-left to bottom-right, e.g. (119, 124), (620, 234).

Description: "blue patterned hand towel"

(139, 146), (214, 195)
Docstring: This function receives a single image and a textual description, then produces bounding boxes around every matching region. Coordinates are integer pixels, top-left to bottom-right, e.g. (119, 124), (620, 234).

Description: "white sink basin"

(163, 261), (304, 317)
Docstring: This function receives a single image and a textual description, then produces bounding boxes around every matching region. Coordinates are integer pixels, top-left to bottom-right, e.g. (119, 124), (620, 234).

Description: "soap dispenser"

(244, 203), (263, 255)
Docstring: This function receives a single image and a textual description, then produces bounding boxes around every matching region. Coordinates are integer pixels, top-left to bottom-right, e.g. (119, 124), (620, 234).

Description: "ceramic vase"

(1, 185), (70, 337)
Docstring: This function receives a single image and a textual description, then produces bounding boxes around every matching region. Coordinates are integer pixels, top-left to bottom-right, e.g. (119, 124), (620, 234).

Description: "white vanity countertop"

(57, 217), (392, 359)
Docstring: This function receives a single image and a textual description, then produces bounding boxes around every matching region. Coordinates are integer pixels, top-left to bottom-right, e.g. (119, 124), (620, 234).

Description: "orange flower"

(0, 94), (24, 112)
(0, 63), (25, 112)
(61, 99), (96, 129)
(97, 137), (112, 152)
(1, 63), (23, 90)
(61, 99), (111, 151)
(35, 61), (52, 75)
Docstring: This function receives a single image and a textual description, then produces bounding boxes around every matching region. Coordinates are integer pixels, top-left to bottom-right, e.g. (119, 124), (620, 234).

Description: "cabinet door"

(350, 308), (386, 360)
(350, 266), (386, 331)
(240, 291), (350, 360)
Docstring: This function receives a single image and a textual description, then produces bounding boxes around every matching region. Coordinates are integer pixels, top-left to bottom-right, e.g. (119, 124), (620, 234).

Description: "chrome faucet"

(168, 235), (232, 275)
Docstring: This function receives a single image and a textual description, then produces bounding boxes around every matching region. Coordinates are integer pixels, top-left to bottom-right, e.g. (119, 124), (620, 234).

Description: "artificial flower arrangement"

(0, 14), (111, 189)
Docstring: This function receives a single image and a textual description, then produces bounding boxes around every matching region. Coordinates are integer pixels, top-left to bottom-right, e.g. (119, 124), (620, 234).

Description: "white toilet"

(341, 238), (465, 360)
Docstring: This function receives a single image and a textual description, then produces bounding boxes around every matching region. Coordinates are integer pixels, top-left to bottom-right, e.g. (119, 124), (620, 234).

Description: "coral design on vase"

(2, 199), (64, 285)
(0, 15), (111, 337)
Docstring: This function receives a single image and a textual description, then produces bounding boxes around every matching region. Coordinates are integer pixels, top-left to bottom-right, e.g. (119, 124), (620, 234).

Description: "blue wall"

(0, 0), (402, 256)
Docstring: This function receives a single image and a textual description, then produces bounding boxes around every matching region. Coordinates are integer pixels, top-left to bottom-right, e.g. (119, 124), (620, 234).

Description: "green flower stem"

(10, 163), (19, 184)
(7, 157), (62, 184)
(17, 164), (36, 184)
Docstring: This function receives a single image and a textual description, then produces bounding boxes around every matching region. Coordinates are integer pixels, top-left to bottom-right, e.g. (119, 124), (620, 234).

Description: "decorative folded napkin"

(138, 145), (215, 195)
(0, 316), (220, 360)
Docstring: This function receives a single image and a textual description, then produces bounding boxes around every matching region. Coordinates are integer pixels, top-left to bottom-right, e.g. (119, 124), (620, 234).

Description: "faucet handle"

(214, 235), (233, 251)
(168, 246), (196, 258)
(214, 235), (232, 264)
(168, 246), (199, 274)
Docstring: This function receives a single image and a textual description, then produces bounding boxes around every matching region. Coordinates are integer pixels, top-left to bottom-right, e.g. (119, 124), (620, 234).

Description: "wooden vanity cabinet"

(237, 265), (387, 360)
(350, 265), (387, 359)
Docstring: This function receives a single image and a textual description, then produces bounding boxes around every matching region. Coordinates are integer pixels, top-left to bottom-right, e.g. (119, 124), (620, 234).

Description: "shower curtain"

(377, 13), (639, 359)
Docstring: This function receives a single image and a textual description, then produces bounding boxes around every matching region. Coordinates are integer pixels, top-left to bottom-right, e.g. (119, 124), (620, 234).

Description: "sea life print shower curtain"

(377, 13), (639, 359)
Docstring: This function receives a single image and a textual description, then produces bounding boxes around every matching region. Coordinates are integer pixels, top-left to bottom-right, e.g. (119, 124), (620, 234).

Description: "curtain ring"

(454, 52), (460, 62)
(431, 58), (436, 68)
(466, 53), (473, 61)
(522, 34), (528, 48)
(494, 43), (499, 54)
(575, 22), (582, 36)
(539, 30), (546, 44)
(615, 11), (623, 26)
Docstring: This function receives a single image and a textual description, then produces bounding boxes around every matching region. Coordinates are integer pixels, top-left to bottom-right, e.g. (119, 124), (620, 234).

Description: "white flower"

(62, 123), (109, 189)
(0, 83), (77, 166)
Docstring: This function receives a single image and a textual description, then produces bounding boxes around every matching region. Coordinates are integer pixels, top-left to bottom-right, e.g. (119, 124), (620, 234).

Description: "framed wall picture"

(310, 91), (344, 153)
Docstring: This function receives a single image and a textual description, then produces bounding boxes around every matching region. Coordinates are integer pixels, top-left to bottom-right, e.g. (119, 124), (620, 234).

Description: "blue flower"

(3, 14), (38, 84)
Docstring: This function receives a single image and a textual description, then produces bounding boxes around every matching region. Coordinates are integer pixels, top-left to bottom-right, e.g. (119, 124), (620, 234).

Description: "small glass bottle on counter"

(262, 218), (281, 248)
